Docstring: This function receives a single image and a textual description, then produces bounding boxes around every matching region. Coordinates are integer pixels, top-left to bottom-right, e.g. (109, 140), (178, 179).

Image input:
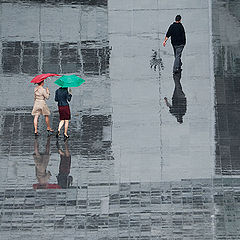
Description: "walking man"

(163, 15), (186, 73)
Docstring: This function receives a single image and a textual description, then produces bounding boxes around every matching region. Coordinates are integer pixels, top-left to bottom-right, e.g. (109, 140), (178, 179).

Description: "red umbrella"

(33, 183), (62, 189)
(31, 73), (60, 84)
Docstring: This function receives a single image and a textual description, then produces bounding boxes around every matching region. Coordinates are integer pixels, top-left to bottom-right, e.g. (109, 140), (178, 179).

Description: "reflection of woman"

(33, 136), (51, 187)
(56, 141), (72, 188)
(31, 81), (54, 136)
(55, 87), (72, 140)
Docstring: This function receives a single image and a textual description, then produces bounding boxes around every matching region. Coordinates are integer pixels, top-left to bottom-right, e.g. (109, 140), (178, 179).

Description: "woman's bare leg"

(34, 115), (39, 133)
(45, 115), (52, 130)
(64, 120), (69, 136)
(58, 120), (65, 132)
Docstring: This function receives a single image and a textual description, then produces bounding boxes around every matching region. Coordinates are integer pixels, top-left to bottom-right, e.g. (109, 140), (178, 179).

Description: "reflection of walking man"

(164, 71), (187, 124)
(163, 15), (186, 73)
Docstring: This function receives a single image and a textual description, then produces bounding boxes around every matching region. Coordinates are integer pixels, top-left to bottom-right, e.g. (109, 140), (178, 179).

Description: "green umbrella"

(54, 75), (85, 88)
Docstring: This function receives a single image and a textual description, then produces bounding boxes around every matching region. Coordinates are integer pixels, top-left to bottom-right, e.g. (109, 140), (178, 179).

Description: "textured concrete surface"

(0, 0), (240, 239)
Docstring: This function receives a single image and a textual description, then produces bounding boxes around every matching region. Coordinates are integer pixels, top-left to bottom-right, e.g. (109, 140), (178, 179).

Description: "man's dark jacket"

(166, 22), (186, 46)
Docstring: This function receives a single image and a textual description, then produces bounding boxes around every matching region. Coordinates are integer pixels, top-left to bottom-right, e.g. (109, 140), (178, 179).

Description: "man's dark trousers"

(172, 44), (184, 72)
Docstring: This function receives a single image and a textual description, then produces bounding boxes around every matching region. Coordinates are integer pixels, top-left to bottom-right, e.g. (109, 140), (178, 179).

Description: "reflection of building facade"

(213, 0), (240, 175)
(0, 2), (110, 75)
(2, 178), (240, 239)
(2, 41), (110, 75)
(0, 107), (34, 156)
(227, 0), (240, 21)
(0, 0), (114, 186)
(14, 0), (107, 6)
(81, 115), (112, 156)
(212, 2), (240, 238)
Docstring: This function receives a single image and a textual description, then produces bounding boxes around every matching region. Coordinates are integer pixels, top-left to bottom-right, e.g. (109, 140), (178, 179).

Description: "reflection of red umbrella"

(31, 73), (60, 84)
(33, 183), (61, 189)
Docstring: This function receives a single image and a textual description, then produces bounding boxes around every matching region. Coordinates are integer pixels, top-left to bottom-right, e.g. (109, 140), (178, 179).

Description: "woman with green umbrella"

(55, 87), (72, 141)
(54, 75), (85, 141)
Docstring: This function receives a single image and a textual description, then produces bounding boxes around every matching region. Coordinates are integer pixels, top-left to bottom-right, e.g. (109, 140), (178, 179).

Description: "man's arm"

(163, 36), (169, 47)
(163, 25), (172, 47)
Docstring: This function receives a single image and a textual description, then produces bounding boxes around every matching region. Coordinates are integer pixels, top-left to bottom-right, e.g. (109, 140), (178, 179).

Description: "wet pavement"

(0, 0), (240, 239)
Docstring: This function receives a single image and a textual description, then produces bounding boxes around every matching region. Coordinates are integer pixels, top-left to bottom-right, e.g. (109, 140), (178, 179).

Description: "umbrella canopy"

(54, 75), (85, 88)
(31, 73), (60, 84)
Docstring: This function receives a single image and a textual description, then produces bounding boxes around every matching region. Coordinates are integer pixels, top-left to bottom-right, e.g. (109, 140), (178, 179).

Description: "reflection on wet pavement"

(33, 136), (53, 189)
(56, 140), (74, 189)
(0, 0), (240, 239)
(213, 0), (240, 177)
(2, 41), (110, 75)
(150, 49), (164, 73)
(164, 71), (187, 124)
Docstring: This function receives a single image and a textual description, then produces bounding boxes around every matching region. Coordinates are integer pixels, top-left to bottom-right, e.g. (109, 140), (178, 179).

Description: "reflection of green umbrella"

(54, 75), (85, 88)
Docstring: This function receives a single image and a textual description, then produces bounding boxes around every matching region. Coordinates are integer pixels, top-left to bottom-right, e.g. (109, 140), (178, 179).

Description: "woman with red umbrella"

(31, 73), (59, 136)
(31, 80), (54, 136)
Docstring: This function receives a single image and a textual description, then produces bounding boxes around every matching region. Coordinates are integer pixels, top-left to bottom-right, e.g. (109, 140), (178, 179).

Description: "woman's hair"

(37, 81), (44, 86)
